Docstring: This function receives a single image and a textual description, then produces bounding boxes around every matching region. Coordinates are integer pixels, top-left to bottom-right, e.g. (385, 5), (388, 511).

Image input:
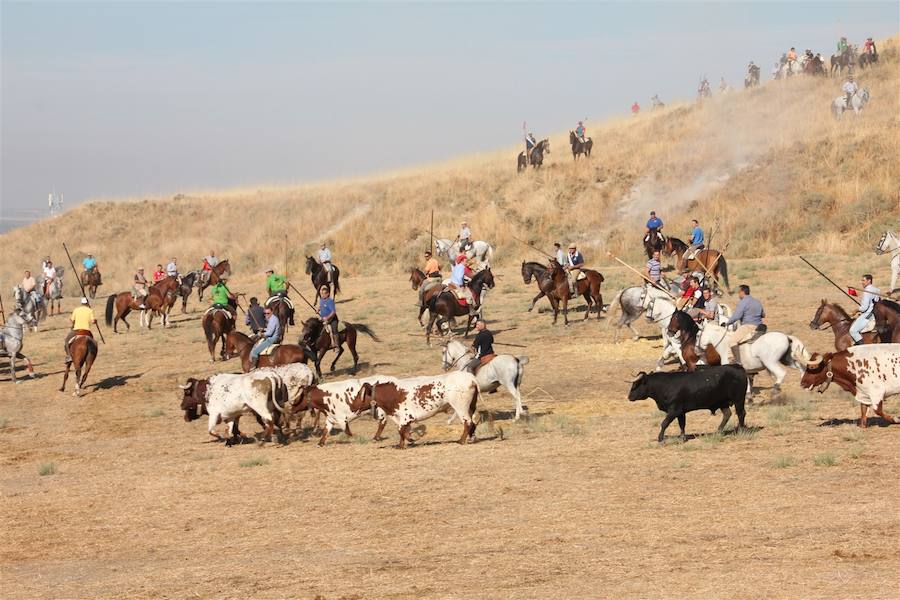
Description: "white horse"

(434, 238), (494, 268)
(441, 340), (529, 420)
(875, 231), (900, 293)
(695, 322), (811, 392)
(832, 88), (869, 119)
(13, 285), (46, 332)
(1, 309), (36, 383)
(40, 267), (65, 315)
(641, 287), (683, 369)
(609, 284), (733, 343)
(778, 60), (802, 79)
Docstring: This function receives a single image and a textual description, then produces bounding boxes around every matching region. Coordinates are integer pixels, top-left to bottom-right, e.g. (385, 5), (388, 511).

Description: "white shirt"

(555, 249), (566, 265)
(204, 256), (219, 267)
(842, 81), (858, 95)
(459, 227), (471, 240)
(166, 261), (177, 276)
(859, 284), (880, 319)
(43, 266), (56, 279)
(318, 248), (332, 263)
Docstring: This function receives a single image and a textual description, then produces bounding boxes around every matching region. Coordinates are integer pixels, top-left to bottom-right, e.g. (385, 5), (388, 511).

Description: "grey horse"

(14, 285), (46, 332)
(434, 238), (494, 268)
(1, 309), (36, 383)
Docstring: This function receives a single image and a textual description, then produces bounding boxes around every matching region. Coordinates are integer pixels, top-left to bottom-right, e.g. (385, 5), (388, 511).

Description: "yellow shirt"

(424, 258), (441, 275)
(71, 306), (96, 331)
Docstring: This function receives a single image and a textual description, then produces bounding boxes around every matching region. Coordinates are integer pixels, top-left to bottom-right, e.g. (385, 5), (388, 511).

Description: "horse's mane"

(669, 237), (688, 252)
(523, 261), (547, 270)
(828, 302), (852, 319)
(880, 298), (900, 313)
(671, 310), (699, 338)
(410, 266), (424, 275)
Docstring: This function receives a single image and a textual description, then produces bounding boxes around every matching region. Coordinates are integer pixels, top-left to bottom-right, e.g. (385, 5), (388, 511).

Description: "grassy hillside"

(2, 36), (898, 293)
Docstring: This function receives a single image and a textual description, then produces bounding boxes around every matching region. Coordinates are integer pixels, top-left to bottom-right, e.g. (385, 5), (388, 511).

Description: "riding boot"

(64, 331), (74, 364)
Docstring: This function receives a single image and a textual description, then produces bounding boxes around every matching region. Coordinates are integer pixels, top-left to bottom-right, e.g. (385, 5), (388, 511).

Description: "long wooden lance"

(430, 210), (434, 254)
(798, 256), (860, 305)
(287, 281), (319, 314)
(699, 242), (729, 285)
(606, 251), (676, 299)
(0, 289), (6, 325)
(511, 236), (554, 260)
(62, 242), (106, 344)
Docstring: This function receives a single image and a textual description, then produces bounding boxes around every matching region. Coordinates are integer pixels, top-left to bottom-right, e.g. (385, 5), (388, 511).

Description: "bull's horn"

(806, 358), (823, 368)
(177, 383), (191, 389)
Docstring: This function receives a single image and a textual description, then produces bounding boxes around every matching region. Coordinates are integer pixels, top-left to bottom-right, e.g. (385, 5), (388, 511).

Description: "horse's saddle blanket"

(685, 246), (705, 260)
(473, 353), (496, 376)
(204, 307), (234, 320)
(337, 321), (348, 334)
(259, 344), (279, 356)
(572, 271), (587, 281)
(266, 295), (293, 310)
(860, 318), (876, 334)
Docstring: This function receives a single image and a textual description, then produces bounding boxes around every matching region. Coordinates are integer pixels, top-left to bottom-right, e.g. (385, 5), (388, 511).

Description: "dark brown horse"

(666, 309), (722, 371)
(521, 261), (554, 312)
(809, 300), (879, 352)
(225, 331), (307, 372)
(517, 139), (550, 172)
(202, 301), (236, 362)
(569, 131), (593, 160)
(81, 269), (102, 299)
(679, 248), (731, 294)
(298, 317), (379, 378)
(425, 268), (495, 343)
(874, 299), (900, 343)
(60, 333), (98, 397)
(197, 260), (232, 302)
(266, 295), (295, 333)
(544, 260), (604, 325)
(644, 228), (667, 259)
(104, 276), (180, 332)
(306, 256), (341, 303)
(409, 267), (444, 325)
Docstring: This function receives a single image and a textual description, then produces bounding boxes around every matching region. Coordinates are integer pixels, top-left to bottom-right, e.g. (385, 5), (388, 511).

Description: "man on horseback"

(864, 37), (877, 57)
(676, 276), (702, 311)
(564, 243), (585, 296)
(684, 219), (705, 267)
(249, 306), (281, 369)
(849, 274), (880, 345)
(166, 258), (178, 279)
(317, 242), (334, 284)
(645, 250), (662, 287)
(697, 288), (719, 322)
(525, 132), (537, 159)
(419, 250), (442, 309)
(725, 284), (766, 365)
(133, 267), (149, 309)
(842, 74), (858, 108)
(265, 267), (294, 326)
(210, 276), (236, 314)
(457, 222), (472, 253)
(153, 264), (166, 283)
(450, 254), (478, 317)
(837, 36), (848, 54)
(82, 254), (101, 284)
(318, 285), (339, 349)
(464, 320), (494, 374)
(575, 121), (586, 143)
(245, 297), (267, 335)
(65, 297), (95, 364)
(199, 250), (218, 286)
(644, 211), (664, 243)
(42, 260), (57, 297)
(787, 47), (797, 67)
(554, 242), (566, 267)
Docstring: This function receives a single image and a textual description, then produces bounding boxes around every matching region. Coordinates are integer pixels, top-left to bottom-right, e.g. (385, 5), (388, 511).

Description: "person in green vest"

(211, 276), (236, 315)
(265, 268), (287, 298)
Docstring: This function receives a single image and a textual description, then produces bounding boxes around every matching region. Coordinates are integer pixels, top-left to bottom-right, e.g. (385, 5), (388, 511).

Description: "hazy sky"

(2, 1), (897, 218)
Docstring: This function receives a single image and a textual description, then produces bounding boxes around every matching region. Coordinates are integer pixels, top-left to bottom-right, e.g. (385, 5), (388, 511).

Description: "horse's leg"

(329, 345), (344, 372)
(347, 332), (360, 372)
(562, 294), (570, 325)
(528, 290), (545, 311)
(73, 360), (83, 397)
(549, 295), (560, 325)
(60, 360), (71, 391)
(80, 351), (96, 392)
(16, 353), (34, 378)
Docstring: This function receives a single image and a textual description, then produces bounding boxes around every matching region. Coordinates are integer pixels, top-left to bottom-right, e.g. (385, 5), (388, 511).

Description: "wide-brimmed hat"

(568, 243), (577, 249)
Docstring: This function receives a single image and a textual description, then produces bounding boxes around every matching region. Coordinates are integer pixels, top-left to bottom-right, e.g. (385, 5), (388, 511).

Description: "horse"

(517, 139), (550, 172)
(803, 56), (826, 77)
(410, 267), (443, 326)
(830, 48), (855, 77)
(105, 276), (180, 333)
(873, 299), (900, 343)
(178, 271), (199, 313)
(60, 333), (98, 397)
(809, 300), (879, 351)
(665, 310), (725, 371)
(81, 269), (102, 299)
(543, 259), (604, 325)
(306, 256), (341, 303)
(521, 261), (555, 312)
(425, 268), (495, 344)
(858, 51), (878, 69)
(434, 238), (494, 268)
(569, 131), (593, 160)
(832, 88), (869, 119)
(298, 317), (379, 378)
(441, 339), (529, 420)
(201, 301), (236, 362)
(678, 248), (731, 294)
(196, 260), (232, 302)
(0, 310), (36, 383)
(41, 267), (64, 316)
(641, 286), (684, 369)
(875, 231), (900, 294)
(744, 67), (760, 88)
(224, 330), (308, 373)
(13, 285), (46, 332)
(643, 228), (667, 259)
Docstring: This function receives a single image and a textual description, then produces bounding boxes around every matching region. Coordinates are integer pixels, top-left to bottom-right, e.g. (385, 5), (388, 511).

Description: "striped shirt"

(646, 258), (661, 282)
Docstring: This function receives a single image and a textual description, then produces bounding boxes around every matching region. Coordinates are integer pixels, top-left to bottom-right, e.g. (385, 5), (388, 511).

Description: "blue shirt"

(319, 297), (336, 319)
(690, 227), (704, 245)
(263, 314), (281, 340)
(83, 257), (96, 269)
(451, 262), (466, 286)
(727, 295), (766, 326)
(858, 284), (880, 319)
(647, 217), (663, 229)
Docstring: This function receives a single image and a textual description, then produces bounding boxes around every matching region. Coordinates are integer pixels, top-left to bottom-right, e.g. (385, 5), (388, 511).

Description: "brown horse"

(104, 276), (180, 333)
(60, 333), (98, 397)
(306, 256), (341, 303)
(224, 331), (308, 372)
(197, 260), (232, 302)
(544, 260), (604, 325)
(569, 131), (593, 160)
(809, 300), (878, 351)
(81, 269), (102, 299)
(409, 267), (444, 325)
(666, 309), (722, 371)
(266, 295), (295, 332)
(679, 248), (731, 294)
(874, 299), (900, 343)
(298, 317), (379, 378)
(425, 268), (495, 343)
(202, 304), (236, 362)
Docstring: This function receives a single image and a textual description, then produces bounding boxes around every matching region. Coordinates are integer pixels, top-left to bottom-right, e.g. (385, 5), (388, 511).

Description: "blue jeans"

(849, 315), (870, 343)
(251, 337), (275, 361)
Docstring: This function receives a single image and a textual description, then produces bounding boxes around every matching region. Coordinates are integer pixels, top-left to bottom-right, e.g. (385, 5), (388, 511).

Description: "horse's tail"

(607, 289), (623, 323)
(351, 323), (380, 342)
(515, 356), (529, 390)
(718, 256), (730, 292)
(333, 269), (341, 295)
(105, 294), (116, 326)
(784, 335), (811, 367)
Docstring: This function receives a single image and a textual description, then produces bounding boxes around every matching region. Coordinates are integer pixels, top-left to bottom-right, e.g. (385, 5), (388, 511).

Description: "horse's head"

(666, 309), (694, 337)
(479, 267), (495, 290)
(223, 332), (242, 358)
(300, 317), (321, 345)
(409, 268), (421, 290)
(305, 256), (315, 274)
(875, 232), (888, 254)
(569, 131), (576, 144)
(218, 260), (231, 278)
(541, 139), (550, 153)
(521, 261), (533, 284)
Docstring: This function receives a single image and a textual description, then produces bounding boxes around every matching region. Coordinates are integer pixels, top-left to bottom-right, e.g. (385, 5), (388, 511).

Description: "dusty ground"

(2, 256), (899, 599)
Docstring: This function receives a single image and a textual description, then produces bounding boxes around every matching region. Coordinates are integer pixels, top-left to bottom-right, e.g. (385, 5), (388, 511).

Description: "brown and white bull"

(290, 378), (368, 446)
(179, 372), (288, 445)
(359, 372), (480, 449)
(255, 363), (316, 432)
(802, 343), (900, 427)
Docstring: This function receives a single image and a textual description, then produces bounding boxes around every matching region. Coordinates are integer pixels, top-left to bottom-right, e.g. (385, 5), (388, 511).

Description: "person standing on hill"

(631, 101), (640, 115)
(64, 298), (96, 364)
(842, 74), (858, 108)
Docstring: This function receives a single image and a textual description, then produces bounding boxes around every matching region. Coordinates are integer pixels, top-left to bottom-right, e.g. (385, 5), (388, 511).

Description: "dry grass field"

(3, 254), (900, 599)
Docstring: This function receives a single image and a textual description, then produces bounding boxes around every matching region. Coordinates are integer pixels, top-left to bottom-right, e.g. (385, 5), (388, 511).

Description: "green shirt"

(266, 273), (286, 293)
(211, 282), (231, 306)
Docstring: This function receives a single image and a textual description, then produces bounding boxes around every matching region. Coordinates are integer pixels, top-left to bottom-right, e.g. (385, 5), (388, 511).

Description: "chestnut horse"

(425, 268), (495, 343)
(409, 267), (443, 325)
(544, 260), (604, 325)
(105, 276), (180, 333)
(666, 309), (722, 371)
(298, 317), (380, 378)
(874, 299), (900, 343)
(202, 303), (236, 362)
(197, 260), (232, 302)
(81, 269), (102, 299)
(809, 300), (879, 351)
(521, 261), (555, 312)
(224, 331), (307, 372)
(679, 248), (731, 294)
(60, 333), (98, 396)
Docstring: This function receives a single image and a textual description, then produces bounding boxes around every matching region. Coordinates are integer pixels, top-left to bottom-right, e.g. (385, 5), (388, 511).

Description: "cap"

(80, 297), (89, 305)
(568, 243), (577, 249)
(265, 268), (274, 273)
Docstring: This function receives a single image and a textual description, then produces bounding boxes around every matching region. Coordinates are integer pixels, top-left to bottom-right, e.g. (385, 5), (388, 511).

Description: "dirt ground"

(2, 256), (899, 599)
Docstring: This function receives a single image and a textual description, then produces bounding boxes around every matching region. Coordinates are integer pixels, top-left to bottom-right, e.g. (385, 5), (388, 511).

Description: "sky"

(1, 1), (897, 224)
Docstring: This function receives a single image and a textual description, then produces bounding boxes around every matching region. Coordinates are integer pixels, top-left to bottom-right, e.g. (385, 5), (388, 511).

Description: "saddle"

(259, 343), (279, 356)
(265, 294), (293, 310)
(67, 330), (93, 348)
(204, 306), (234, 320)
(740, 325), (768, 345)
(684, 246), (705, 261)
(859, 318), (876, 334)
(473, 353), (496, 376)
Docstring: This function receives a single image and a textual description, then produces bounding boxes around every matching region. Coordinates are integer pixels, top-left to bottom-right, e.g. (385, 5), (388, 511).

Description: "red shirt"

(153, 270), (166, 282)
(631, 103), (640, 114)
(682, 286), (699, 299)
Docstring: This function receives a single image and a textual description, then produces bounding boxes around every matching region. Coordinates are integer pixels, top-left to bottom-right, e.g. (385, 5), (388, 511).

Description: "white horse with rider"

(434, 238), (494, 268)
(832, 88), (870, 119)
(875, 231), (899, 296)
(440, 339), (529, 420)
(13, 285), (47, 332)
(1, 308), (37, 383)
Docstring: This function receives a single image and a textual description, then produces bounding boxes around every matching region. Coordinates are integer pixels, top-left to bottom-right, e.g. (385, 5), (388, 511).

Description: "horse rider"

(64, 297), (96, 364)
(245, 297), (267, 335)
(645, 250), (662, 288)
(842, 74), (858, 108)
(718, 77), (728, 93)
(166, 257), (178, 280)
(317, 242), (334, 284)
(787, 47), (797, 67)
(464, 320), (494, 374)
(265, 267), (294, 325)
(42, 259), (57, 297)
(564, 243), (585, 296)
(804, 48), (814, 61)
(554, 242), (566, 267)
(318, 284), (340, 349)
(525, 132), (537, 164)
(153, 264), (167, 283)
(837, 36), (848, 54)
(250, 305), (281, 368)
(210, 276), (236, 315)
(631, 101), (640, 115)
(863, 37), (877, 56)
(457, 222), (473, 253)
(651, 94), (663, 108)
(575, 121), (586, 143)
(419, 250), (442, 309)
(200, 250), (219, 286)
(725, 284), (766, 364)
(22, 270), (38, 299)
(771, 62), (780, 80)
(849, 274), (880, 345)
(676, 275), (702, 311)
(82, 253), (101, 284)
(450, 254), (478, 316)
(42, 256), (52, 272)
(133, 267), (149, 310)
(685, 218), (705, 263)
(644, 210), (664, 242)
(697, 287), (719, 322)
